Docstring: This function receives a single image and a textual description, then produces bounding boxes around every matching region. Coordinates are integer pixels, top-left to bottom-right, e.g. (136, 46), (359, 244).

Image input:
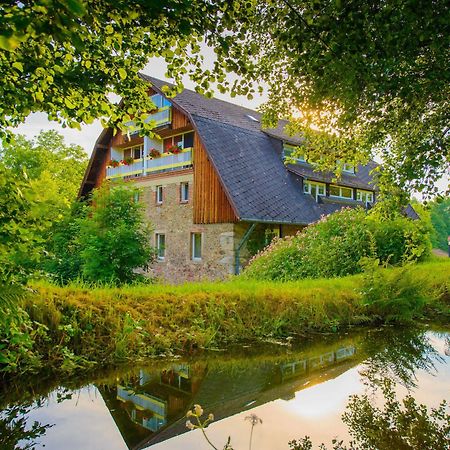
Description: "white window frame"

(156, 185), (163, 204)
(180, 182), (189, 202)
(356, 190), (374, 203)
(342, 163), (355, 174)
(156, 233), (166, 260)
(329, 185), (354, 200)
(283, 144), (305, 163)
(191, 233), (202, 261)
(303, 181), (326, 201)
(123, 144), (144, 160)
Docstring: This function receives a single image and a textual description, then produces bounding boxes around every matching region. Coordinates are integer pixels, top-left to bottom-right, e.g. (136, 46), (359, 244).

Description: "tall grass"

(2, 260), (449, 378)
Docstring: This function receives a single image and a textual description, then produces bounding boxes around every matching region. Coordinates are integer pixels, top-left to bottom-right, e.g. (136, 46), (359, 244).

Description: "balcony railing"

(146, 106), (171, 127)
(106, 148), (193, 180)
(125, 106), (172, 138)
(145, 148), (192, 173)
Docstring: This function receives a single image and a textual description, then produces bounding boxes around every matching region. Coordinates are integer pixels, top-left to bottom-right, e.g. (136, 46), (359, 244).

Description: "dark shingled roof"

(287, 161), (379, 191)
(127, 75), (381, 223)
(192, 115), (322, 224)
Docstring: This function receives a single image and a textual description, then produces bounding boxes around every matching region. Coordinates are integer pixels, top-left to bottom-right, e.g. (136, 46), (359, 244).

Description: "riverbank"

(2, 260), (449, 378)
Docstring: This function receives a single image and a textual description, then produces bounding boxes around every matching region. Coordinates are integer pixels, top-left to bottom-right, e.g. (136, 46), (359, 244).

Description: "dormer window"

(304, 181), (325, 201)
(330, 185), (353, 199)
(357, 190), (374, 203)
(343, 163), (355, 174)
(283, 144), (305, 163)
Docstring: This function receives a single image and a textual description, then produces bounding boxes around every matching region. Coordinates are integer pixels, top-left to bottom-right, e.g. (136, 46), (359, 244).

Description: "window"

(183, 132), (194, 148)
(357, 190), (374, 203)
(330, 185), (353, 199)
(156, 233), (166, 260)
(191, 233), (202, 261)
(283, 144), (305, 162)
(156, 185), (163, 204)
(123, 144), (143, 160)
(303, 181), (326, 201)
(150, 94), (171, 109)
(180, 182), (189, 202)
(343, 163), (355, 174)
(163, 132), (194, 153)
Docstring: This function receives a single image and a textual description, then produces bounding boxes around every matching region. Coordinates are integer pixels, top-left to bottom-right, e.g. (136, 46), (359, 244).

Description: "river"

(1, 325), (448, 449)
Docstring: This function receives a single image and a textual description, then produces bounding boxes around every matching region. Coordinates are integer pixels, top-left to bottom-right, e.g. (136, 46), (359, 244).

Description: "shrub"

(244, 208), (431, 281)
(367, 215), (431, 265)
(46, 183), (156, 284)
(78, 183), (155, 284)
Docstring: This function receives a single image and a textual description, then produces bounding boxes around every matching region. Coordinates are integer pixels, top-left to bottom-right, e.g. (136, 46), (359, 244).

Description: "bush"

(244, 208), (431, 281)
(360, 259), (427, 323)
(46, 183), (155, 284)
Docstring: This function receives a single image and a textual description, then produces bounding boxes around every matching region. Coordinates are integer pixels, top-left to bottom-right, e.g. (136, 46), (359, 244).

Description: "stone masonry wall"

(137, 171), (236, 283)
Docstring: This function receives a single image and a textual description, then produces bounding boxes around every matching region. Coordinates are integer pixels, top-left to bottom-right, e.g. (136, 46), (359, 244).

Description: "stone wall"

(137, 170), (236, 283)
(134, 172), (305, 282)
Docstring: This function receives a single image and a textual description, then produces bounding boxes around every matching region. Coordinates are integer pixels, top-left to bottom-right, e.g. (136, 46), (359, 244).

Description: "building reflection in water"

(99, 343), (358, 449)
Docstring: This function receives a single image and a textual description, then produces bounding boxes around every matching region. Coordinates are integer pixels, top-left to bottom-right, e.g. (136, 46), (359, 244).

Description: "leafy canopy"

(0, 0), (255, 138)
(230, 0), (449, 196)
(1, 1), (448, 196)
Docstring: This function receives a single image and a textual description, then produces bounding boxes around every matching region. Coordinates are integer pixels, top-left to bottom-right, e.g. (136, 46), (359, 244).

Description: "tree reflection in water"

(359, 327), (442, 389)
(289, 378), (449, 450)
(0, 327), (448, 450)
(0, 404), (52, 450)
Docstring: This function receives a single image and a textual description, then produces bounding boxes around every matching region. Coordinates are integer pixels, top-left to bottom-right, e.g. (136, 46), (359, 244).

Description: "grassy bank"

(3, 260), (449, 378)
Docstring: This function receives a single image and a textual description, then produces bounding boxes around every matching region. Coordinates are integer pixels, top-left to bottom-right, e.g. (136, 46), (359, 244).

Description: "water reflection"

(0, 326), (448, 450)
(99, 342), (358, 449)
(359, 327), (442, 389)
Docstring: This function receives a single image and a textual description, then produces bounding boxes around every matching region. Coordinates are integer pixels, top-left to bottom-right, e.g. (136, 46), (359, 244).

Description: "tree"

(429, 198), (450, 251)
(2, 1), (448, 197)
(0, 130), (88, 213)
(76, 183), (155, 284)
(0, 0), (254, 138)
(220, 0), (449, 197)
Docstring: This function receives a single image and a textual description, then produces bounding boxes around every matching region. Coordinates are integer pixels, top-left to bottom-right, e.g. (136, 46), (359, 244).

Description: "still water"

(1, 326), (449, 450)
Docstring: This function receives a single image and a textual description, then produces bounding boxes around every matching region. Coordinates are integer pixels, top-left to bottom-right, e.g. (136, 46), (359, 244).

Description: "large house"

(79, 75), (379, 282)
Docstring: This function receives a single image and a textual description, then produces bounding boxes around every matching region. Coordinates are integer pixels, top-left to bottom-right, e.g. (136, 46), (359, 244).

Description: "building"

(79, 75), (378, 282)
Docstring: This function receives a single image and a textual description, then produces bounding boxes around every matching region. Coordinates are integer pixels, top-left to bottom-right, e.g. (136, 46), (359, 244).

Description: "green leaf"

(63, 0), (87, 16)
(118, 68), (127, 80)
(64, 98), (76, 109)
(12, 62), (24, 72)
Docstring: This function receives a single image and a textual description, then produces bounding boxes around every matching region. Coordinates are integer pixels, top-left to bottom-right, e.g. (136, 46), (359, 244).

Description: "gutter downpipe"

(235, 223), (257, 275)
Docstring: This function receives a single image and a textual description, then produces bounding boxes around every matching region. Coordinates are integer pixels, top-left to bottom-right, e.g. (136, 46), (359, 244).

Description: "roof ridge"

(139, 72), (262, 116)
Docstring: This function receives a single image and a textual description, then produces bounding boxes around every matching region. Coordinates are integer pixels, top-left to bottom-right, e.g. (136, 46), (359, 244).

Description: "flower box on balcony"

(149, 148), (162, 158)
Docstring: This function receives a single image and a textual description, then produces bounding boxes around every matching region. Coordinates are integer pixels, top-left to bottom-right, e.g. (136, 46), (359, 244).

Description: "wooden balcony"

(106, 148), (193, 180)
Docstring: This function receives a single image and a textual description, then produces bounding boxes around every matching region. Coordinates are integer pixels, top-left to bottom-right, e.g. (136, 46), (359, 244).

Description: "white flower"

(194, 404), (204, 417)
(186, 420), (195, 430)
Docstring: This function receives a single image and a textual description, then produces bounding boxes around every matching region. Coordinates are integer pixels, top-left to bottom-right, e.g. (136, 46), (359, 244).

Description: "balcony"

(125, 106), (172, 139)
(146, 106), (171, 127)
(106, 148), (193, 180)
